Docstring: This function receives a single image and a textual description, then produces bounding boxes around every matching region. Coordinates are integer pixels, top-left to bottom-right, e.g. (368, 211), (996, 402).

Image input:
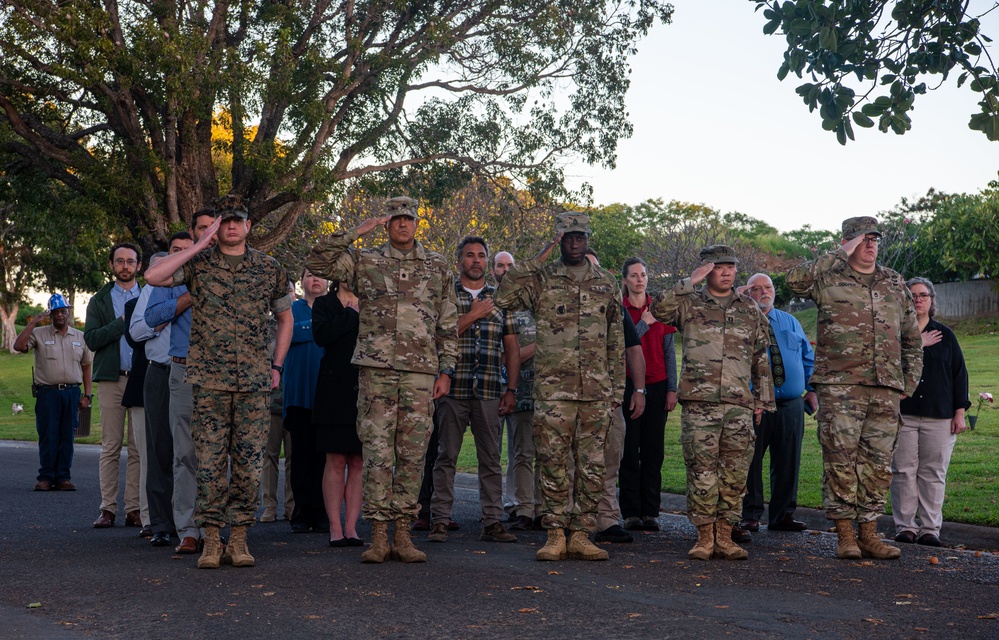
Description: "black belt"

(37, 384), (80, 391)
(172, 356), (187, 365)
(119, 369), (129, 377)
(149, 361), (170, 370)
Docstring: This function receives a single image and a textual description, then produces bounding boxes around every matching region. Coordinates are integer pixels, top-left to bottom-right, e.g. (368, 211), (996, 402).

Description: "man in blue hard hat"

(15, 294), (94, 491)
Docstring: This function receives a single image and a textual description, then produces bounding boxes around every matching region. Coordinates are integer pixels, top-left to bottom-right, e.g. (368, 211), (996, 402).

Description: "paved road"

(2, 440), (998, 639)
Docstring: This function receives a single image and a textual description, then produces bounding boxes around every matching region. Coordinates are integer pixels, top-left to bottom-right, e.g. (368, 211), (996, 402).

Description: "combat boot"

(567, 530), (609, 561)
(713, 520), (749, 560)
(225, 525), (255, 567)
(834, 519), (861, 559)
(391, 518), (427, 563)
(197, 525), (223, 569)
(857, 520), (901, 559)
(536, 528), (567, 561)
(361, 521), (392, 563)
(688, 523), (714, 561)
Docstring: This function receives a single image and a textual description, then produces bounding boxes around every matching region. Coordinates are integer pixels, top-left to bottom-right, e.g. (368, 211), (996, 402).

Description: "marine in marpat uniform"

(786, 216), (922, 560)
(494, 212), (624, 562)
(650, 245), (774, 561)
(305, 196), (458, 564)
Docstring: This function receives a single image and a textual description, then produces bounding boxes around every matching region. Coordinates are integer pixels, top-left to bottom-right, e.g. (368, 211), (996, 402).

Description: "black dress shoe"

(731, 524), (752, 544)
(150, 532), (171, 547)
(509, 515), (534, 531)
(738, 519), (760, 532)
(768, 514), (808, 531)
(641, 516), (660, 531)
(291, 521), (311, 533)
(917, 533), (942, 547)
(328, 538), (349, 547)
(594, 524), (634, 543)
(895, 530), (917, 544)
(346, 537), (364, 547)
(139, 525), (153, 539)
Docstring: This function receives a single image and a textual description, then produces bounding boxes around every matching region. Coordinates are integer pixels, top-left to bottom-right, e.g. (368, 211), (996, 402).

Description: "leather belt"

(119, 369), (129, 377)
(149, 361), (170, 370)
(172, 356), (187, 365)
(37, 384), (80, 391)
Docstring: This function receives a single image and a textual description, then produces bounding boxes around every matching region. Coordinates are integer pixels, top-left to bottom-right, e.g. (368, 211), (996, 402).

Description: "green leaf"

(852, 112), (875, 128)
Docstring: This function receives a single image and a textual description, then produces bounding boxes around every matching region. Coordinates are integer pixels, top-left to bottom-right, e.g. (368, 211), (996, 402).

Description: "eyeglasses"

(114, 259), (137, 267)
(860, 235), (881, 245)
(912, 293), (932, 300)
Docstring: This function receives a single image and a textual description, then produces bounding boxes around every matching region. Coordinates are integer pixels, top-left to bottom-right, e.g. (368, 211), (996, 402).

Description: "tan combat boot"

(391, 518), (427, 563)
(857, 520), (901, 559)
(834, 519), (862, 559)
(360, 521), (392, 563)
(536, 528), (567, 561)
(566, 530), (609, 561)
(225, 525), (255, 567)
(713, 520), (749, 560)
(688, 523), (715, 561)
(197, 525), (223, 569)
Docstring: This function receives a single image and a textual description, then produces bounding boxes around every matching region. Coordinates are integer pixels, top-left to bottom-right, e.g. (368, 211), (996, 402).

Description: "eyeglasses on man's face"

(114, 258), (138, 267)
(860, 235), (881, 245)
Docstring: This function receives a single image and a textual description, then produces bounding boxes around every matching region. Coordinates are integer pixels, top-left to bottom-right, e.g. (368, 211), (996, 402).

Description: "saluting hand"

(842, 233), (866, 258)
(354, 215), (392, 237)
(690, 262), (714, 286)
(534, 230), (564, 263)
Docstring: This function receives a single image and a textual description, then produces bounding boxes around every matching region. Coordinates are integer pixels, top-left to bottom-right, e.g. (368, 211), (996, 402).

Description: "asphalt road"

(2, 440), (998, 640)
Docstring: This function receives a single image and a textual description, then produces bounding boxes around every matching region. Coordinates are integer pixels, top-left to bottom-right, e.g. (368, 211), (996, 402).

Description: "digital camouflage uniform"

(494, 225), (624, 532)
(305, 217), (458, 522)
(170, 246), (291, 528)
(786, 227), (921, 523)
(651, 251), (775, 527)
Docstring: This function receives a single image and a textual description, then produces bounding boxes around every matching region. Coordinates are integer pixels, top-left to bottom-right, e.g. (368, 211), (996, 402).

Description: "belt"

(119, 369), (129, 377)
(37, 384), (80, 391)
(172, 356), (187, 365)
(149, 361), (170, 370)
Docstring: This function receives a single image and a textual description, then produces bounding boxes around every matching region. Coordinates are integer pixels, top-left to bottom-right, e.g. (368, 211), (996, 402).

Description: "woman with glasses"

(889, 277), (971, 547)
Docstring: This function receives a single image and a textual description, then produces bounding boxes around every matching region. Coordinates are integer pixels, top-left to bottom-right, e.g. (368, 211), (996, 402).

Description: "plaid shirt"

(450, 282), (517, 400)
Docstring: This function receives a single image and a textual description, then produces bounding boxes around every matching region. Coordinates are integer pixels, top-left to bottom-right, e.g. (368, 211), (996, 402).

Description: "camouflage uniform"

(650, 246), (774, 527)
(493, 215), (624, 532)
(786, 218), (921, 523)
(305, 203), (458, 522)
(503, 310), (538, 518)
(169, 246), (291, 528)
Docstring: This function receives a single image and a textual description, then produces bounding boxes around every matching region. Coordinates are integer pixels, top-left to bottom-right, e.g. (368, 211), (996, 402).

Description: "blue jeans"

(36, 386), (80, 482)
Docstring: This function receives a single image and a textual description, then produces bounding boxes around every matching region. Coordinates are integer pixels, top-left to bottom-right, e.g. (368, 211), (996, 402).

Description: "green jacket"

(84, 281), (127, 382)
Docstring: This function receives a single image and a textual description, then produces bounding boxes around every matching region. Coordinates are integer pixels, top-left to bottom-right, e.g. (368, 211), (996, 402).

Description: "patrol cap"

(48, 293), (71, 311)
(841, 216), (881, 240)
(555, 211), (592, 235)
(386, 196), (419, 220)
(213, 194), (249, 221)
(699, 244), (739, 265)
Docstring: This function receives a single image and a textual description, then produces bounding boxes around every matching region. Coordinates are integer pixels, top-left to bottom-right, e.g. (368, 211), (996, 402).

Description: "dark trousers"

(741, 395), (805, 525)
(620, 379), (669, 519)
(286, 407), (328, 528)
(144, 362), (175, 534)
(416, 403), (443, 519)
(35, 386), (79, 482)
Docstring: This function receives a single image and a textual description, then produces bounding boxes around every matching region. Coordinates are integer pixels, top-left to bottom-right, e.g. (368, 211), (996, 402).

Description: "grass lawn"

(4, 314), (997, 526)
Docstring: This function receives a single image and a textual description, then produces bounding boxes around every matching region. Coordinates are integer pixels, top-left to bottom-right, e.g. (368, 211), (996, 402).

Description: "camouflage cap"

(555, 211), (592, 235)
(213, 194), (249, 221)
(699, 244), (739, 265)
(386, 196), (419, 220)
(841, 216), (882, 240)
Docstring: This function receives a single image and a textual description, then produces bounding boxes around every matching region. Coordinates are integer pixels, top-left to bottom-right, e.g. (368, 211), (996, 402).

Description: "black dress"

(311, 292), (362, 454)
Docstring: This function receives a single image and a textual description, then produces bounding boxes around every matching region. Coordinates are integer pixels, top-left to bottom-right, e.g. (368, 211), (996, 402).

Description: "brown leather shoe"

(34, 480), (53, 491)
(55, 480), (76, 491)
(93, 510), (115, 528)
(124, 510), (142, 527)
(175, 536), (200, 554)
(769, 514), (808, 531)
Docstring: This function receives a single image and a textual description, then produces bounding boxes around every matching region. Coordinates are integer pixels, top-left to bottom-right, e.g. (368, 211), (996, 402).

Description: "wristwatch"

(271, 363), (284, 374)
(634, 388), (647, 395)
(84, 394), (94, 400)
(505, 387), (517, 395)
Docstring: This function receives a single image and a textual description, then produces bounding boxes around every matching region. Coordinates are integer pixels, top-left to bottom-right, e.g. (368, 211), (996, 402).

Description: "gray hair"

(906, 276), (937, 317)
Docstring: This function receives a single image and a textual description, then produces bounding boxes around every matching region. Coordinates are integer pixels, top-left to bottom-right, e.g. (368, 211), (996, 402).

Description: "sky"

(570, 0), (999, 232)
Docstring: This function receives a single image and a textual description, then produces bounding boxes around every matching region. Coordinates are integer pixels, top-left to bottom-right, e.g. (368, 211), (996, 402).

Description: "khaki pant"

(890, 414), (954, 537)
(260, 412), (294, 518)
(596, 405), (626, 530)
(97, 377), (142, 516)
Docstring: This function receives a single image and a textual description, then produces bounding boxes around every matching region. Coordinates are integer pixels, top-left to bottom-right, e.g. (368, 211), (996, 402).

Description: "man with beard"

(428, 237), (519, 544)
(86, 243), (144, 529)
(787, 217), (921, 560)
(650, 245), (774, 561)
(145, 195), (292, 569)
(494, 213), (624, 562)
(15, 294), (93, 491)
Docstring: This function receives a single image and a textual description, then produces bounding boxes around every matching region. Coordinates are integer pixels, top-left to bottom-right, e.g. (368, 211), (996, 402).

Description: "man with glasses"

(787, 216), (922, 560)
(86, 243), (145, 529)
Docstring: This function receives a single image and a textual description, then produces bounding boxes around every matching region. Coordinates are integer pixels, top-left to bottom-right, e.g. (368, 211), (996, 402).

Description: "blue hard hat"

(48, 293), (70, 311)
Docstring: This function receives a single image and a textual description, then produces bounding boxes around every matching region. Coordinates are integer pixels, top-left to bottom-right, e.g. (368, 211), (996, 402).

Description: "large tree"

(0, 1), (674, 253)
(753, 0), (999, 143)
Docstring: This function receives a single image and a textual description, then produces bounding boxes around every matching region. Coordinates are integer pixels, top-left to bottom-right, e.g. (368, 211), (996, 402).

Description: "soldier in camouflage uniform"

(494, 212), (624, 562)
(786, 216), (922, 560)
(305, 196), (458, 564)
(145, 194), (293, 570)
(650, 245), (774, 561)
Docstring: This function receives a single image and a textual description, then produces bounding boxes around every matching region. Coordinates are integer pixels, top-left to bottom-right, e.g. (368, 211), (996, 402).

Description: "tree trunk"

(1, 301), (19, 353)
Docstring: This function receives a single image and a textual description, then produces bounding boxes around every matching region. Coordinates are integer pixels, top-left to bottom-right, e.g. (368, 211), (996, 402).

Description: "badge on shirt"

(72, 341), (82, 347)
(44, 340), (55, 345)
